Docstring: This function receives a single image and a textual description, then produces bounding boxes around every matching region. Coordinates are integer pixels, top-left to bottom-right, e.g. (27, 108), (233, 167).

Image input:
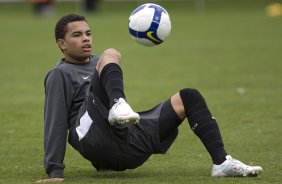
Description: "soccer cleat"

(211, 155), (263, 177)
(108, 98), (140, 125)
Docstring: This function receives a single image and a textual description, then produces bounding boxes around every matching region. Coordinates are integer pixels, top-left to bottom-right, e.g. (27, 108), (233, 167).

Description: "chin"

(84, 52), (92, 58)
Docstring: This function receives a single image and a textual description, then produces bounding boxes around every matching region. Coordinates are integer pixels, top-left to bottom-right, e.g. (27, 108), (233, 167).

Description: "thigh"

(159, 99), (184, 142)
(75, 93), (129, 170)
(128, 100), (182, 155)
(89, 69), (110, 109)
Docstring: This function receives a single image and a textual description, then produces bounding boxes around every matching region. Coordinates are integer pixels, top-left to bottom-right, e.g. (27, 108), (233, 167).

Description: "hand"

(35, 178), (64, 183)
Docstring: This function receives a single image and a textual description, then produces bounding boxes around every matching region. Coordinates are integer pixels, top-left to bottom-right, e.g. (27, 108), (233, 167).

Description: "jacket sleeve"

(43, 68), (72, 178)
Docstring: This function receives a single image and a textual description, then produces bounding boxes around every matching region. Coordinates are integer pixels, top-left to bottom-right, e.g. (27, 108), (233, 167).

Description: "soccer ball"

(128, 3), (171, 47)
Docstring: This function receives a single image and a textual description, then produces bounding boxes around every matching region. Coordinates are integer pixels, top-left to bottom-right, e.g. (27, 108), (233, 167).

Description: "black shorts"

(68, 71), (180, 171)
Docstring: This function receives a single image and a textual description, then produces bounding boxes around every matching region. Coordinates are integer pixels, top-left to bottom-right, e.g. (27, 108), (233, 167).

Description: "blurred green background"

(0, 0), (281, 183)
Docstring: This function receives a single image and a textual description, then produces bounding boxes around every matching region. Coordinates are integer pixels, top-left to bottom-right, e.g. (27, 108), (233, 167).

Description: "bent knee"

(179, 88), (206, 112)
(97, 48), (122, 73)
(171, 88), (202, 119)
(180, 88), (201, 99)
(171, 93), (186, 119)
(102, 48), (121, 62)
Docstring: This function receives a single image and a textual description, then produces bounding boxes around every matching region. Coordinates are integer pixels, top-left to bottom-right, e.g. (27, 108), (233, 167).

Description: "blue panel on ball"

(129, 27), (138, 37)
(131, 4), (147, 15)
(148, 4), (166, 24)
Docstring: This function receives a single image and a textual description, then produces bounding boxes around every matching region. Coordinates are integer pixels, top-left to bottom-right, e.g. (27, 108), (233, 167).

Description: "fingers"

(35, 178), (64, 183)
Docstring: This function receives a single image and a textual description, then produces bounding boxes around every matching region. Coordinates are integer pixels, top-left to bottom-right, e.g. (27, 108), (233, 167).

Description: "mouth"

(82, 44), (92, 52)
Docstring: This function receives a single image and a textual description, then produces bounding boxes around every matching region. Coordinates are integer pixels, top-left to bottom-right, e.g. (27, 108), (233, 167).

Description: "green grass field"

(0, 0), (282, 183)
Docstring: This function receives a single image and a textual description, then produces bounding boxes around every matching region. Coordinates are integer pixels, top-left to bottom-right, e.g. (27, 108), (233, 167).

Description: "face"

(57, 21), (92, 64)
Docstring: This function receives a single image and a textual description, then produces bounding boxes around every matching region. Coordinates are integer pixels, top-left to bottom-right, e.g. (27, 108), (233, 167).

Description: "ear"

(57, 39), (66, 51)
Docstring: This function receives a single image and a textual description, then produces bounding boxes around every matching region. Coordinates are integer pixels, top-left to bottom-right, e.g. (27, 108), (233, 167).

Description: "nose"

(83, 34), (90, 42)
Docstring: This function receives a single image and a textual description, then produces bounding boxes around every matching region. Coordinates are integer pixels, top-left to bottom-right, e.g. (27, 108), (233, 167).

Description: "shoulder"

(46, 59), (74, 80)
(44, 67), (65, 87)
(44, 59), (69, 86)
(45, 59), (66, 76)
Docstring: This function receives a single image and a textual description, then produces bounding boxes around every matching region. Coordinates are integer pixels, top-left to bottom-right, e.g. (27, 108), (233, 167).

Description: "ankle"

(213, 153), (228, 165)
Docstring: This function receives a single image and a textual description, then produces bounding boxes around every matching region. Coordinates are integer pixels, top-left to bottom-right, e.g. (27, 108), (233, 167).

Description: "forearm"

(44, 121), (68, 178)
(44, 69), (70, 178)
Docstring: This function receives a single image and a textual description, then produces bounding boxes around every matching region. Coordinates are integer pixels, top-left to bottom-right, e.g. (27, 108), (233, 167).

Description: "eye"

(72, 32), (81, 37)
(73, 33), (80, 37)
(86, 31), (92, 36)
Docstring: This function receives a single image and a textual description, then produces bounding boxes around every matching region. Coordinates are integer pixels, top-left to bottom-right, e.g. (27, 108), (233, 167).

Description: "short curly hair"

(55, 14), (88, 41)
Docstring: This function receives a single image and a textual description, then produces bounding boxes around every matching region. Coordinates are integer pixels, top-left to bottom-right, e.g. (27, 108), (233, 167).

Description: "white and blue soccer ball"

(128, 3), (171, 47)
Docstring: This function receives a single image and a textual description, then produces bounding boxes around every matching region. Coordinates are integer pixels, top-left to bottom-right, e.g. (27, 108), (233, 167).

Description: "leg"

(83, 0), (100, 13)
(95, 48), (140, 124)
(96, 48), (124, 107)
(158, 99), (183, 142)
(167, 88), (262, 177)
(159, 90), (227, 162)
(170, 92), (185, 119)
(96, 48), (121, 76)
(178, 88), (227, 164)
(33, 0), (54, 16)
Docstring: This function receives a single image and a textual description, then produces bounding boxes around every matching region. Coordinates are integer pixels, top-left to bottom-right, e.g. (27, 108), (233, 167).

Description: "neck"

(64, 56), (90, 64)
